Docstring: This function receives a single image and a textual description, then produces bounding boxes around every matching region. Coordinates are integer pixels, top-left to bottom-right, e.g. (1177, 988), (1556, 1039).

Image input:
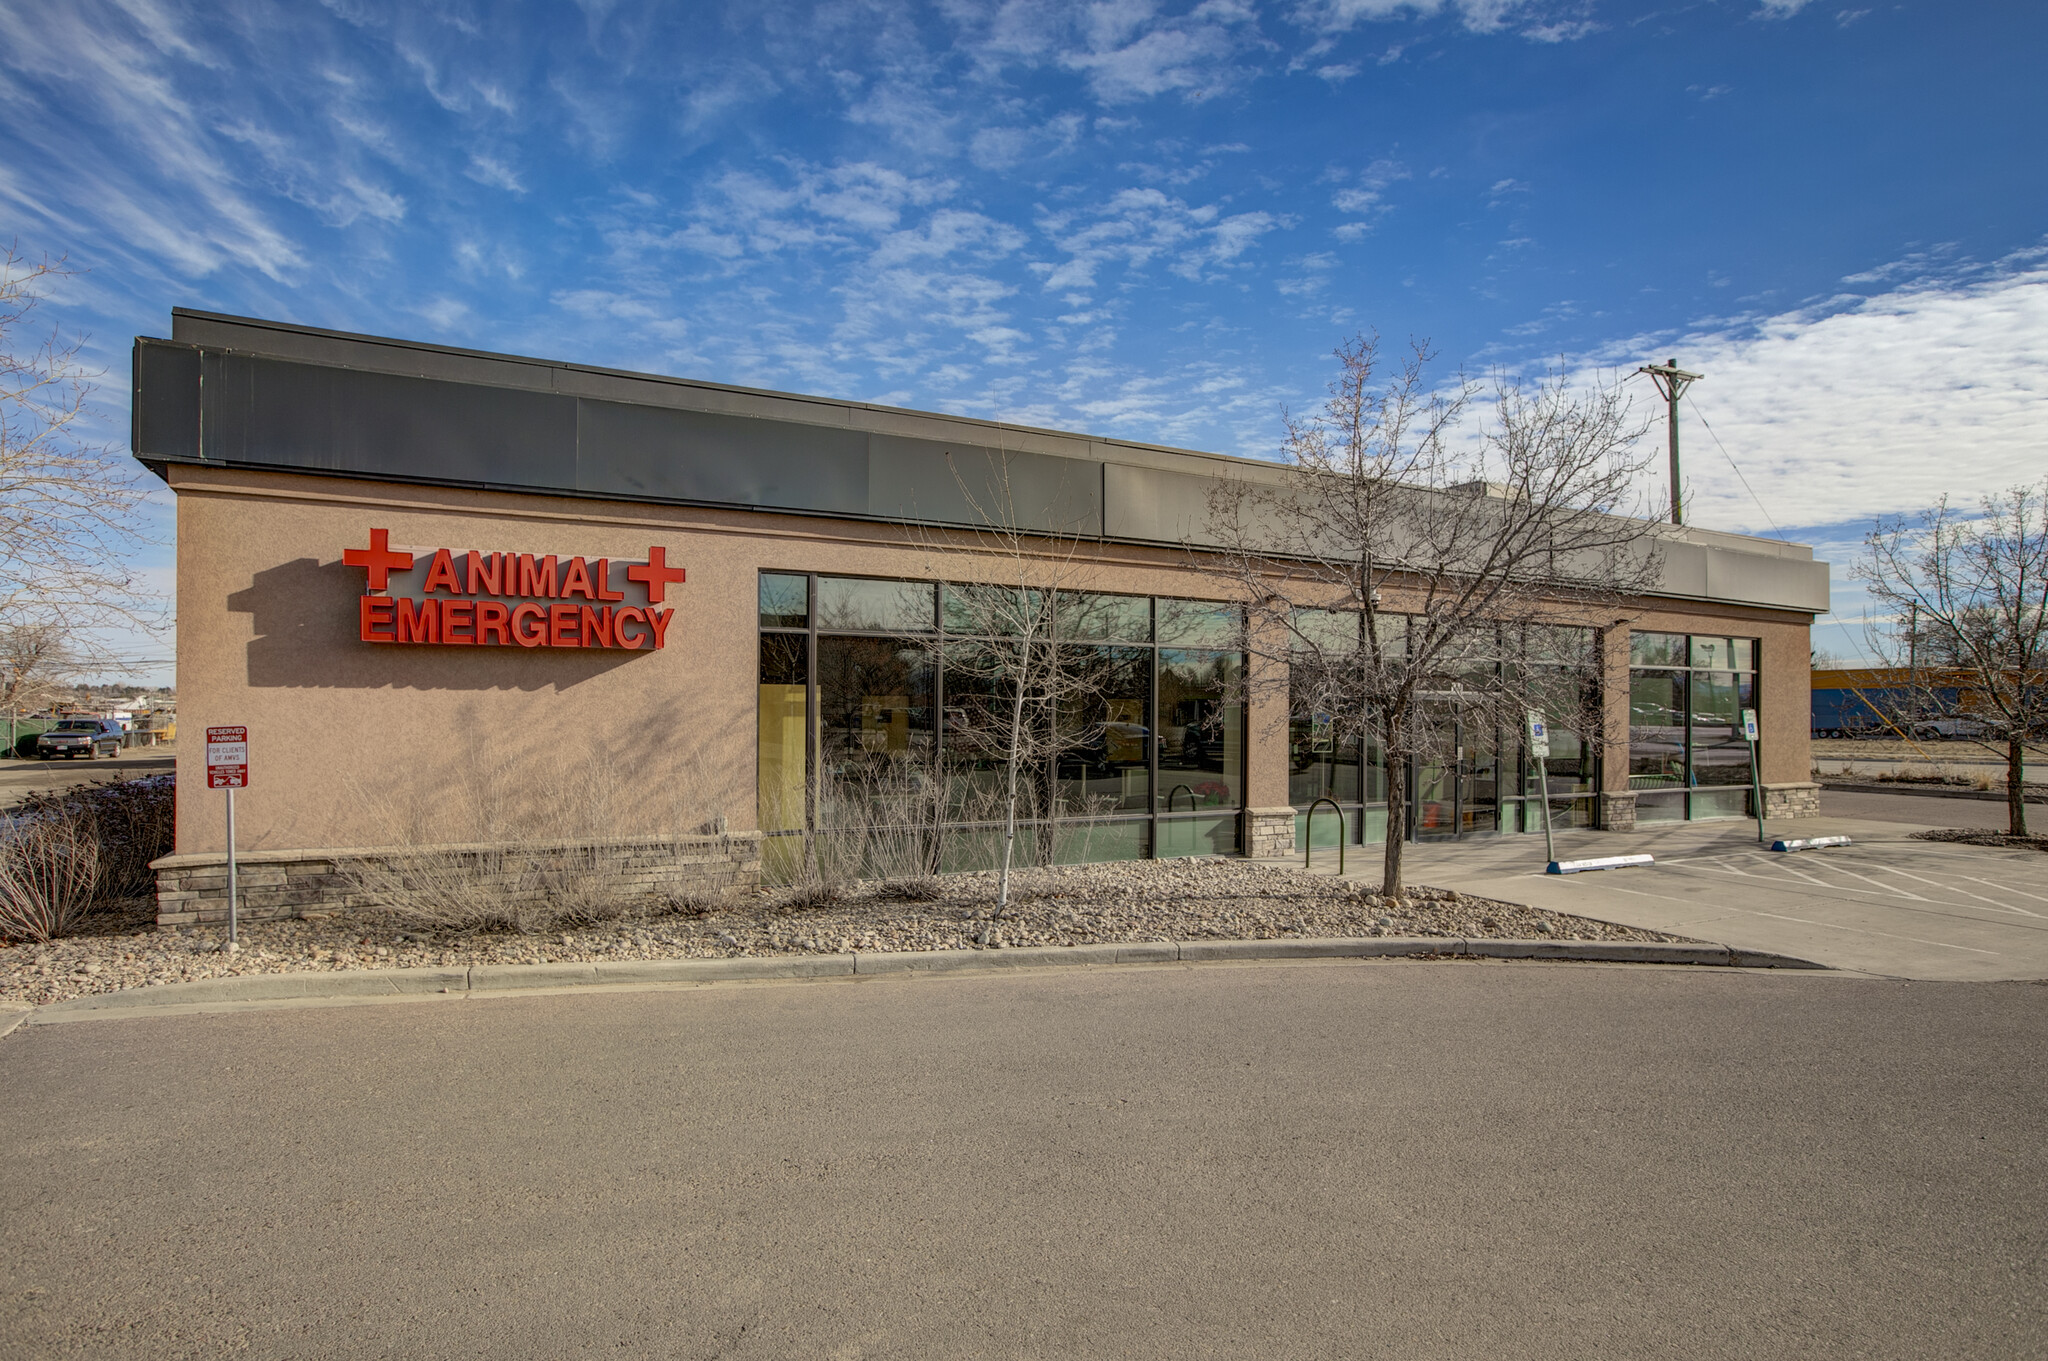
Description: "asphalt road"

(3, 962), (2043, 1359)
(0, 746), (175, 806)
(1821, 786), (2033, 830)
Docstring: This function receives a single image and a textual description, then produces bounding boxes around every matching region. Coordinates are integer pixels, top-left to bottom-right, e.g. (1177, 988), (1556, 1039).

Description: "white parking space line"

(1580, 881), (1999, 956)
(1664, 854), (1927, 901)
(1746, 911), (2000, 956)
(1964, 876), (2048, 907)
(1635, 853), (2048, 935)
(1735, 854), (1848, 892)
(1869, 864), (2039, 916)
(1762, 856), (1932, 901)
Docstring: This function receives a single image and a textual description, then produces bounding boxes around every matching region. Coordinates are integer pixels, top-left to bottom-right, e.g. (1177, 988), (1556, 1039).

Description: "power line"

(1682, 393), (1782, 537)
(1678, 393), (1869, 662)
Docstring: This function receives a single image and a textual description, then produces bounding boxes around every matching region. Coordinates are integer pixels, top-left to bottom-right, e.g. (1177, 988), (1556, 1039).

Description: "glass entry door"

(1411, 706), (1498, 841)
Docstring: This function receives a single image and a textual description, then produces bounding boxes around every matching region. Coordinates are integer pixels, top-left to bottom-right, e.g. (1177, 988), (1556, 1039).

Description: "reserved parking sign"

(206, 726), (249, 788)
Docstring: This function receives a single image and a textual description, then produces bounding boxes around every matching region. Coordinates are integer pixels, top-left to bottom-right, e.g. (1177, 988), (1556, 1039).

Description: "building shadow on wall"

(228, 558), (638, 692)
(306, 693), (747, 852)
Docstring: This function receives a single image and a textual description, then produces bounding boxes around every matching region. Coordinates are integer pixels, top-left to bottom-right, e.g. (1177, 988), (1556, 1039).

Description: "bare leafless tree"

(915, 454), (1127, 931)
(1854, 483), (2048, 836)
(1206, 334), (1663, 895)
(0, 623), (77, 720)
(1, 245), (163, 668)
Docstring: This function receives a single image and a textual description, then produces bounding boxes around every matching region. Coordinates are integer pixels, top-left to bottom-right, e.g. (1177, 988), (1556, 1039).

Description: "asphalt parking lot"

(3, 962), (2043, 1360)
(0, 746), (176, 806)
(1406, 804), (2048, 981)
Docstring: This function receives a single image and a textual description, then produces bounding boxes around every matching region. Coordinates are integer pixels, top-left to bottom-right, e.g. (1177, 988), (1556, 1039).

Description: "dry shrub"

(880, 876), (944, 902)
(0, 775), (173, 941)
(0, 814), (100, 941)
(776, 880), (844, 912)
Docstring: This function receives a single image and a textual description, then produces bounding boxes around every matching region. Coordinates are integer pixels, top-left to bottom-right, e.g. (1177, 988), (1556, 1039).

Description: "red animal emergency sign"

(343, 529), (684, 651)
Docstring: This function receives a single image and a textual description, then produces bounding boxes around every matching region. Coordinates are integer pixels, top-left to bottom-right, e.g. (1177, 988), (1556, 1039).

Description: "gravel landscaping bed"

(1, 858), (1693, 1008)
(1910, 828), (2048, 853)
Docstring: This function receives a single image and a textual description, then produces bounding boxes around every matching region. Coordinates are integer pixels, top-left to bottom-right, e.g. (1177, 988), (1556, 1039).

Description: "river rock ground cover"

(1, 857), (1690, 1007)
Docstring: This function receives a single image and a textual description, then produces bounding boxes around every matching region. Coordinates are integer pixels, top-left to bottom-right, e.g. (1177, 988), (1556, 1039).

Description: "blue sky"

(4, 0), (2045, 679)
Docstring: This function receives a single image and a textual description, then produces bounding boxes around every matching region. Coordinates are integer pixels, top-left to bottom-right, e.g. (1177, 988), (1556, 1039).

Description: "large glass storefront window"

(1286, 608), (1391, 849)
(1629, 631), (1760, 821)
(817, 636), (936, 822)
(760, 574), (1245, 871)
(1288, 613), (1596, 844)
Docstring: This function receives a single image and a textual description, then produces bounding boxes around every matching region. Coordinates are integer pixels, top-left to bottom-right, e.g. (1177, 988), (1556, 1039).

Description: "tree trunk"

(1380, 717), (1407, 899)
(2010, 734), (2030, 838)
(994, 679), (1029, 922)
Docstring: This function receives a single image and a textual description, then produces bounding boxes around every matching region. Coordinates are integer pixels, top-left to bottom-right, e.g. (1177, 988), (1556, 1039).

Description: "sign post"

(205, 727), (249, 948)
(1742, 708), (1765, 845)
(1526, 710), (1555, 866)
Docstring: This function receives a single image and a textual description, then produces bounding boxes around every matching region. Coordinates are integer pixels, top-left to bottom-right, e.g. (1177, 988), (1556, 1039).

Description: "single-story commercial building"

(133, 310), (1829, 924)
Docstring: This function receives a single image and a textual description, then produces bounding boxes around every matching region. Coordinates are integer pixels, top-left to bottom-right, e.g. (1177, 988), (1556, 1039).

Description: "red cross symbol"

(626, 546), (686, 604)
(342, 528), (414, 592)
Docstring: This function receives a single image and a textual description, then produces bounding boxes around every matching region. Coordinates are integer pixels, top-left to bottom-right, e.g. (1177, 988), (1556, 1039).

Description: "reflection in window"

(1158, 649), (1242, 810)
(942, 583), (1045, 637)
(1690, 671), (1751, 789)
(1157, 598), (1240, 648)
(816, 577), (936, 632)
(1053, 645), (1152, 814)
(760, 576), (1250, 864)
(1626, 631), (1761, 821)
(1289, 711), (1363, 806)
(1629, 669), (1686, 789)
(759, 573), (808, 628)
(1630, 631), (1687, 667)
(938, 639), (1050, 822)
(1292, 608), (1360, 655)
(817, 636), (935, 829)
(1054, 591), (1152, 643)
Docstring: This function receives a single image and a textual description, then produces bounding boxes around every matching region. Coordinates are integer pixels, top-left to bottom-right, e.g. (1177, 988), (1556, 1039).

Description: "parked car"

(36, 719), (124, 759)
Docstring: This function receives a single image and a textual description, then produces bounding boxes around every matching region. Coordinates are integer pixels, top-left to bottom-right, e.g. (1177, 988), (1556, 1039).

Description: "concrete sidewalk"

(1272, 812), (2048, 982)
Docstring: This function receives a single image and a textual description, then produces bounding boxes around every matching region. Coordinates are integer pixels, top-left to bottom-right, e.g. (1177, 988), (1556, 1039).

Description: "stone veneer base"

(150, 833), (764, 927)
(1244, 807), (1298, 859)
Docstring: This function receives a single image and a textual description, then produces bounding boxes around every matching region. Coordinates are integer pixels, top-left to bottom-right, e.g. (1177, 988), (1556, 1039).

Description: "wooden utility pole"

(1636, 358), (1703, 525)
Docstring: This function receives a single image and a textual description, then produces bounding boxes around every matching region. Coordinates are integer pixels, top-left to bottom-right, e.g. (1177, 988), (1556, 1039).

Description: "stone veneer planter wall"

(1761, 782), (1822, 819)
(150, 833), (763, 927)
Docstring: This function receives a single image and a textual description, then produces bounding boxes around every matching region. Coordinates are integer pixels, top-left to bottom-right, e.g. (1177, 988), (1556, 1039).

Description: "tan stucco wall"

(170, 465), (1818, 857)
(170, 466), (1296, 856)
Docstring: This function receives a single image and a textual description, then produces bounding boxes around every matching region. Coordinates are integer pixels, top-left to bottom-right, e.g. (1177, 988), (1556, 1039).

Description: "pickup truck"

(36, 719), (124, 759)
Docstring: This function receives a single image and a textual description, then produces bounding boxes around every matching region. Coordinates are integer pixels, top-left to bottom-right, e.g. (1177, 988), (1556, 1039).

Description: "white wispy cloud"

(1574, 250), (2048, 537)
(945, 0), (1266, 107)
(0, 1), (306, 281)
(1292, 0), (1594, 40)
(1330, 157), (1410, 239)
(464, 154), (525, 193)
(1034, 187), (1286, 293)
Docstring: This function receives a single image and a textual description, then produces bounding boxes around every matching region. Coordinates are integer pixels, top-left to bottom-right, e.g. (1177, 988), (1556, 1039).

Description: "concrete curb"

(10, 936), (1829, 1028)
